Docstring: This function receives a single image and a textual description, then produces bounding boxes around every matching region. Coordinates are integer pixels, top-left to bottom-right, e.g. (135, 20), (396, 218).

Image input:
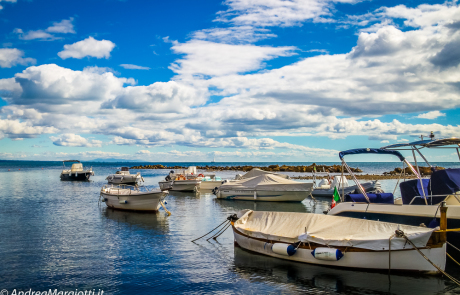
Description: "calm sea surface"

(1, 161), (460, 294)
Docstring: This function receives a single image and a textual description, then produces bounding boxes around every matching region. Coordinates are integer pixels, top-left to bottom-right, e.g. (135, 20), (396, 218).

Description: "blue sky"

(0, 0), (459, 162)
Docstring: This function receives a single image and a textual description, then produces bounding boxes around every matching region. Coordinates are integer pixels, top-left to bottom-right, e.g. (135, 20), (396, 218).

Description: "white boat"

(159, 166), (201, 192)
(199, 174), (225, 190)
(230, 209), (447, 273)
(234, 168), (290, 180)
(312, 176), (381, 198)
(60, 160), (94, 181)
(214, 174), (313, 202)
(327, 140), (460, 259)
(106, 167), (144, 185)
(100, 184), (169, 212)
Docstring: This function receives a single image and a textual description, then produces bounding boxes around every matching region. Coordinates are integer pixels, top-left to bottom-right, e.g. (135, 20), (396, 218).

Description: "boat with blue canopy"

(327, 139), (460, 264)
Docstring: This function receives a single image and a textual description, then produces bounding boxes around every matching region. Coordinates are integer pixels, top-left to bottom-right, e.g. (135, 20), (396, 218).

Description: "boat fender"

(272, 243), (296, 256)
(101, 198), (107, 202)
(119, 200), (128, 204)
(311, 247), (344, 261)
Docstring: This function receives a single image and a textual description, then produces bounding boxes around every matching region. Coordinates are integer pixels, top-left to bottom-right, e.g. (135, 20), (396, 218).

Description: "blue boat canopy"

(339, 148), (405, 161)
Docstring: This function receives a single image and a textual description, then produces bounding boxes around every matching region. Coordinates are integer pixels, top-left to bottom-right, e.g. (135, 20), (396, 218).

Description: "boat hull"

(232, 226), (445, 273)
(107, 174), (141, 185)
(101, 190), (167, 211)
(170, 180), (201, 192)
(218, 190), (310, 202)
(60, 172), (93, 181)
(312, 181), (379, 198)
(200, 180), (224, 190)
(329, 203), (460, 255)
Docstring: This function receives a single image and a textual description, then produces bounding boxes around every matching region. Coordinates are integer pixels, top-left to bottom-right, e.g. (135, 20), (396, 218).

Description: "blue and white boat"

(327, 139), (460, 258)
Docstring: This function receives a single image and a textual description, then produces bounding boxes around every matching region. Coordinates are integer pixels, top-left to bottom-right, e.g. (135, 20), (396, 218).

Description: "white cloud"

(0, 118), (57, 139)
(14, 18), (75, 41)
(416, 111), (446, 119)
(170, 40), (296, 77)
(217, 0), (363, 27)
(58, 37), (115, 59)
(50, 133), (102, 147)
(120, 64), (150, 70)
(0, 48), (36, 68)
(46, 18), (75, 34)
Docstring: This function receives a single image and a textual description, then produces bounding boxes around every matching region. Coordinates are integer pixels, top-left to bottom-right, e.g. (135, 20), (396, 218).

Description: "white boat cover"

(240, 168), (289, 179)
(234, 210), (437, 251)
(222, 174), (312, 192)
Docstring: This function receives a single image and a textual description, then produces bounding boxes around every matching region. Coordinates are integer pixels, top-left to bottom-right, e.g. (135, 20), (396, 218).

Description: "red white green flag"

(331, 186), (341, 209)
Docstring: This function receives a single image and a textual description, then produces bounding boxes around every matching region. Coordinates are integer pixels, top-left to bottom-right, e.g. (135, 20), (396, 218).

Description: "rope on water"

(447, 253), (460, 267)
(191, 219), (229, 242)
(208, 222), (232, 241)
(399, 231), (460, 286)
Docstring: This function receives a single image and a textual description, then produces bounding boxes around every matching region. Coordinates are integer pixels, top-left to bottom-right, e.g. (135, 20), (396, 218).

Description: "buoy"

(311, 247), (344, 261)
(272, 243), (296, 256)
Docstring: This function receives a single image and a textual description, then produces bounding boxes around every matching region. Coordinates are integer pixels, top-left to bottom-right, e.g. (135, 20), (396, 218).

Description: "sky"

(0, 0), (460, 162)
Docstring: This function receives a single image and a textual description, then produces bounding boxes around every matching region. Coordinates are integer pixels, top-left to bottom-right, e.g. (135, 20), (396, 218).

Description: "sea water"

(0, 162), (459, 294)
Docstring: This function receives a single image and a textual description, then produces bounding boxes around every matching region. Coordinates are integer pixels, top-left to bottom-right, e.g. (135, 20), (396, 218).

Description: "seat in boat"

(345, 193), (394, 204)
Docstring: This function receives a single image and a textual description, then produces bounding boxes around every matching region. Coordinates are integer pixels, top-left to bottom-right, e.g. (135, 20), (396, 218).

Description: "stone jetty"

(130, 163), (363, 173)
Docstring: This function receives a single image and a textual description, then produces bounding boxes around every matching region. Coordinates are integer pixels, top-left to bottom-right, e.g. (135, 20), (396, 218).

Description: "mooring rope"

(191, 219), (229, 242)
(207, 222), (232, 241)
(398, 231), (460, 286)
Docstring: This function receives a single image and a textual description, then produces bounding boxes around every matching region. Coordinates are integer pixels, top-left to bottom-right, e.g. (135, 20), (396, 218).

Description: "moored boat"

(159, 166), (201, 192)
(230, 209), (447, 273)
(106, 167), (143, 185)
(312, 175), (381, 198)
(327, 141), (460, 259)
(214, 174), (313, 202)
(100, 184), (169, 212)
(60, 160), (94, 181)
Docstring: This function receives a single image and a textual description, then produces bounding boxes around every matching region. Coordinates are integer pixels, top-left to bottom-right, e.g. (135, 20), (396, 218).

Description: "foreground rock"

(130, 163), (363, 173)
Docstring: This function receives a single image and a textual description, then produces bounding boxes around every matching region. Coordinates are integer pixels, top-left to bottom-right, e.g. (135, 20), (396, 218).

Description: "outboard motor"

(212, 187), (219, 195)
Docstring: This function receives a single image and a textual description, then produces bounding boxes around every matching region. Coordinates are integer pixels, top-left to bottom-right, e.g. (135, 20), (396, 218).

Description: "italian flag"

(331, 186), (341, 209)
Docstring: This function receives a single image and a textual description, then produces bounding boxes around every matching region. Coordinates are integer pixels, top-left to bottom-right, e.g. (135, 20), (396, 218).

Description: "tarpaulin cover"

(339, 148), (405, 161)
(234, 210), (436, 251)
(345, 193), (394, 204)
(429, 168), (460, 195)
(400, 179), (432, 205)
(220, 174), (312, 192)
(240, 168), (290, 179)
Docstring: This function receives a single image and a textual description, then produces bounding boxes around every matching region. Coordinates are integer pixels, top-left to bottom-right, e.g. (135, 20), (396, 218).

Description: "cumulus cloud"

(217, 0), (364, 27)
(58, 37), (115, 59)
(416, 111), (446, 119)
(0, 48), (36, 68)
(120, 64), (150, 70)
(0, 119), (57, 139)
(14, 18), (75, 41)
(170, 40), (296, 77)
(50, 133), (102, 147)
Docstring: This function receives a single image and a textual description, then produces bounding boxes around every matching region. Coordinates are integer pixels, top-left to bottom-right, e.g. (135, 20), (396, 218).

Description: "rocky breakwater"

(383, 166), (445, 176)
(129, 163), (363, 173)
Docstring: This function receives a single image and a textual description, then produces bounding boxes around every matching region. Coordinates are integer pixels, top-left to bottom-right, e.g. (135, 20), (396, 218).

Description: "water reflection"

(214, 198), (309, 213)
(233, 247), (449, 294)
(102, 208), (170, 233)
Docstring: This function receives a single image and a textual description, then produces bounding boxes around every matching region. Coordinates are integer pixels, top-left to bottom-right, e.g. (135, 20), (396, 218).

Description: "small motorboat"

(214, 174), (313, 202)
(100, 184), (169, 212)
(106, 167), (144, 185)
(199, 174), (225, 190)
(312, 175), (381, 198)
(230, 208), (447, 273)
(60, 160), (94, 181)
(159, 166), (201, 192)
